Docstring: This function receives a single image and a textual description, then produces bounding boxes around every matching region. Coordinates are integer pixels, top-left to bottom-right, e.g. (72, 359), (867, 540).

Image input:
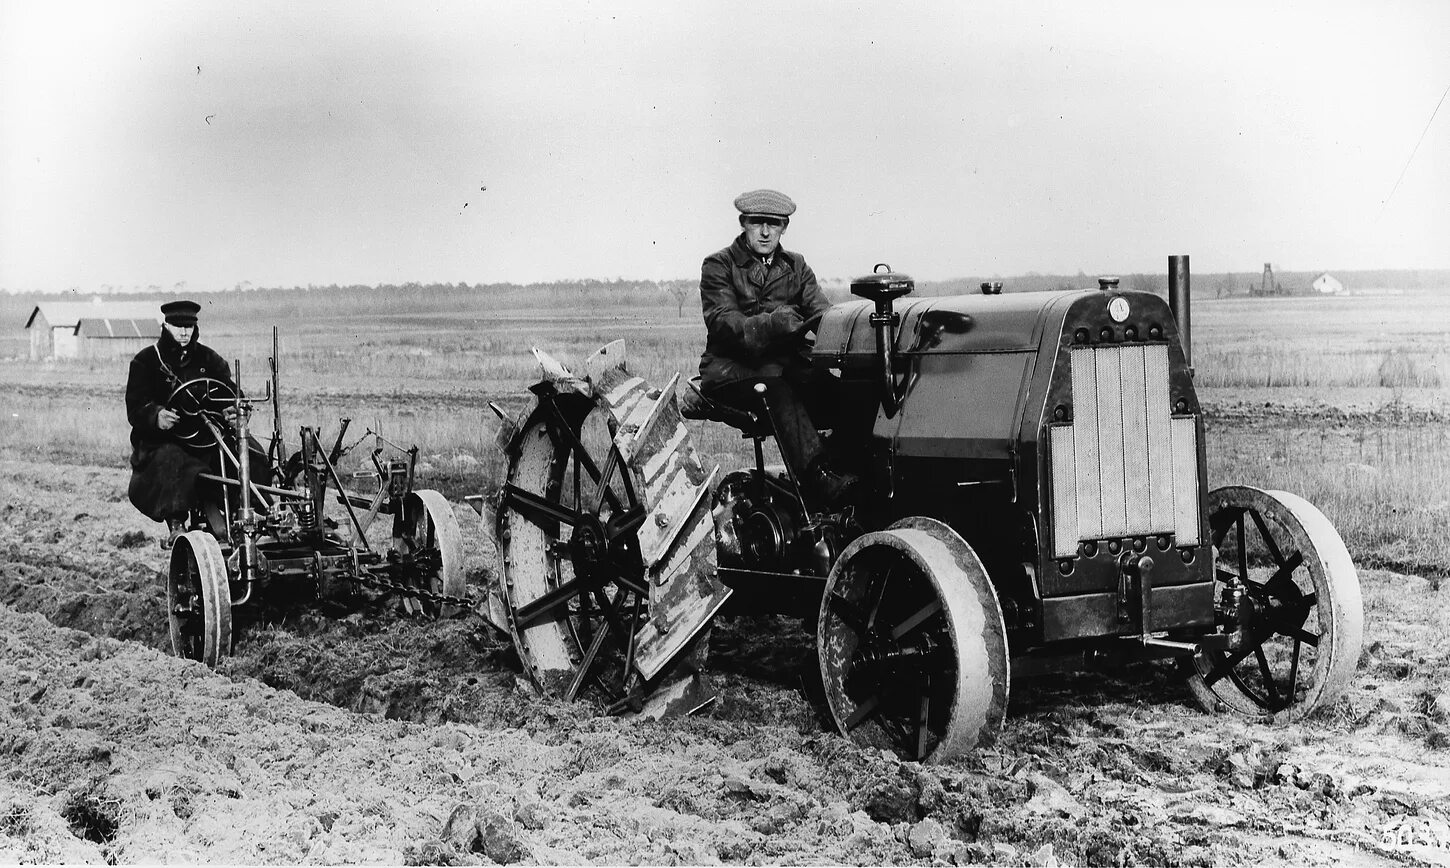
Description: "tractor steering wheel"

(166, 377), (237, 447)
(794, 312), (823, 351)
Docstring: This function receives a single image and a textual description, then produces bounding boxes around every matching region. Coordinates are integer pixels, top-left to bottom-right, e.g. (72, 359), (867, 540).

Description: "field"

(1, 285), (1449, 864)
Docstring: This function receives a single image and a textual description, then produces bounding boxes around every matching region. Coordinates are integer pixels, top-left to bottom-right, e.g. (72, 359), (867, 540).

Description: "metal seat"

(679, 377), (774, 439)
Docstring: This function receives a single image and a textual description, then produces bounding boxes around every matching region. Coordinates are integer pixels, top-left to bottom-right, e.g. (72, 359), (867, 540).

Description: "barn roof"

(75, 318), (162, 339)
(24, 301), (161, 329)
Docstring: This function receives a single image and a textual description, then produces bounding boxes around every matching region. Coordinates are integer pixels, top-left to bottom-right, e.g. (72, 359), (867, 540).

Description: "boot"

(806, 457), (861, 510)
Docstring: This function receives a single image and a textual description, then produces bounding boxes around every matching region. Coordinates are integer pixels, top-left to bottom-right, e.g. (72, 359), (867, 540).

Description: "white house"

(1312, 273), (1345, 295)
(24, 299), (161, 361)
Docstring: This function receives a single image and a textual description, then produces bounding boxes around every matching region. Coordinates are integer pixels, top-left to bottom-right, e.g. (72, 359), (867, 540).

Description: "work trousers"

(702, 364), (841, 483)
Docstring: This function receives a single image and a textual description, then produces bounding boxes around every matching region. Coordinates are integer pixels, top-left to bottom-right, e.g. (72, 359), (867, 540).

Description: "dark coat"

(125, 331), (234, 459)
(698, 234), (832, 390)
(125, 332), (234, 521)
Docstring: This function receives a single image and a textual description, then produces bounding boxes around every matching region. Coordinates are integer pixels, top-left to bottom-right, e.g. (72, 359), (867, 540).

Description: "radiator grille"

(1050, 344), (1201, 558)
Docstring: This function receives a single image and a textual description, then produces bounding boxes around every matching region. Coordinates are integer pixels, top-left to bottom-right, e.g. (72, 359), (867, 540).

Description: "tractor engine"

(813, 272), (1213, 648)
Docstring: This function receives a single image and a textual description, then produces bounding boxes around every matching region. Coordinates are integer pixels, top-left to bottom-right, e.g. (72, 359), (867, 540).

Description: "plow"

(163, 329), (468, 666)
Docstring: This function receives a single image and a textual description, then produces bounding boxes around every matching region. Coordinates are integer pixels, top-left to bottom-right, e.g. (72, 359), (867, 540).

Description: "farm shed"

(1313, 272), (1346, 295)
(24, 300), (161, 361)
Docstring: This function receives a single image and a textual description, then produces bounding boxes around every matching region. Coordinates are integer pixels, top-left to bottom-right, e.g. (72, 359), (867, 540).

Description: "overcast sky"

(2, 1), (1447, 292)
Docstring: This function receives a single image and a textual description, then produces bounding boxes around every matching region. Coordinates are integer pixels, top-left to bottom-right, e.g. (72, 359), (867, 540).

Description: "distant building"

(24, 299), (161, 361)
(1312, 273), (1345, 295)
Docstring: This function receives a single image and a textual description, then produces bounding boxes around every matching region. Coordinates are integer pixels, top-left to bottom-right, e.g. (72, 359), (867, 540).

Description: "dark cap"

(160, 300), (201, 326)
(734, 189), (796, 218)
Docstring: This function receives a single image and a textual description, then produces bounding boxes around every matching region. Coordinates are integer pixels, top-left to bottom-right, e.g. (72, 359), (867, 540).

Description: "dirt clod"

(2, 454), (1449, 864)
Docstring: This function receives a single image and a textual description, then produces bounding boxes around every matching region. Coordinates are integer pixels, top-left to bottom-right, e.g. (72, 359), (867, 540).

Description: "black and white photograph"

(2, 1), (1448, 864)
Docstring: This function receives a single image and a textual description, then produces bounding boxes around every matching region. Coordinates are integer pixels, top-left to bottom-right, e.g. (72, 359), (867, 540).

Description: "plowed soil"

(3, 454), (1450, 866)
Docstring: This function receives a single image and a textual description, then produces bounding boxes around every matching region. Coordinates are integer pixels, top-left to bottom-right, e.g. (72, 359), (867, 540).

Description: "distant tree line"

(7, 270), (1450, 337)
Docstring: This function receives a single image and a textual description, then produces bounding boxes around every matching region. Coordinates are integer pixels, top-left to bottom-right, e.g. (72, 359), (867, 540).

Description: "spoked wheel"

(167, 531), (233, 666)
(1187, 486), (1363, 719)
(166, 377), (237, 448)
(818, 517), (1009, 764)
(499, 387), (652, 701)
(395, 489), (466, 617)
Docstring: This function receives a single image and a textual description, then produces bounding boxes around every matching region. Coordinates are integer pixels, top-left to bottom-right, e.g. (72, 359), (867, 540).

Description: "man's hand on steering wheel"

(164, 377), (238, 446)
(157, 407), (181, 431)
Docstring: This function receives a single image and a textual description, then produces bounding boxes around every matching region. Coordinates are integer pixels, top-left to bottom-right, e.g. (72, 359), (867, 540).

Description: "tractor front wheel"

(817, 517), (1010, 763)
(1187, 486), (1363, 719)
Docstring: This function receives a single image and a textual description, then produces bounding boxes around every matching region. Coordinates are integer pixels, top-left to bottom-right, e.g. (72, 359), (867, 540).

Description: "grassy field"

(3, 286), (1447, 573)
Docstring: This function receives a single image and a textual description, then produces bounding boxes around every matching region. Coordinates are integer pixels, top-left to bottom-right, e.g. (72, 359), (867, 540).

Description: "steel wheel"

(395, 489), (466, 617)
(818, 517), (1009, 763)
(167, 531), (232, 666)
(1187, 486), (1363, 719)
(500, 387), (651, 701)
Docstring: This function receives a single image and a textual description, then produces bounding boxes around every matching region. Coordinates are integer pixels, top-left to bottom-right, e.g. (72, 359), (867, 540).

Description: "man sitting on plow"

(125, 300), (268, 545)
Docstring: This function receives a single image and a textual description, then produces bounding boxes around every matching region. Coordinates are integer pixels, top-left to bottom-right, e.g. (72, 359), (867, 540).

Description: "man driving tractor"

(697, 189), (860, 509)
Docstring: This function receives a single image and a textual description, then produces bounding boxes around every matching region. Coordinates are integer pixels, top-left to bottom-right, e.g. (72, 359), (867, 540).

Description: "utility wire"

(1379, 82), (1450, 218)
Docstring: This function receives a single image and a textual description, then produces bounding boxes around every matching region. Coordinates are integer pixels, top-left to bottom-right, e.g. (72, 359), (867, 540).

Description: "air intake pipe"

(849, 264), (914, 418)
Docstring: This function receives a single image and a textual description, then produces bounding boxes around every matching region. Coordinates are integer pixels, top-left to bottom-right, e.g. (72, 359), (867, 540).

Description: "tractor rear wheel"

(167, 531), (232, 666)
(396, 489), (466, 617)
(817, 517), (1010, 763)
(500, 387), (652, 702)
(497, 343), (729, 715)
(1187, 486), (1363, 719)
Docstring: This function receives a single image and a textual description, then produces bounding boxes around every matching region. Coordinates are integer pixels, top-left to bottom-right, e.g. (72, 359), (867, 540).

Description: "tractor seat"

(679, 377), (774, 439)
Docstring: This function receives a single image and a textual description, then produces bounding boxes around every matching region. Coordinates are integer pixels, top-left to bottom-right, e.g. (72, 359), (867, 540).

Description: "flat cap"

(734, 189), (796, 218)
(160, 299), (201, 326)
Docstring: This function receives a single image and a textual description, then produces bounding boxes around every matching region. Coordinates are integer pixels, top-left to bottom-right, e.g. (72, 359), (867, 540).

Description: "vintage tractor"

(482, 256), (1363, 763)
(164, 330), (468, 666)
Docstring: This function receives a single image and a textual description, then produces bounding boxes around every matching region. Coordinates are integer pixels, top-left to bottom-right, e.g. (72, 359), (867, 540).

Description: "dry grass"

(3, 287), (1446, 571)
(1191, 292), (1450, 389)
(1205, 422), (1450, 573)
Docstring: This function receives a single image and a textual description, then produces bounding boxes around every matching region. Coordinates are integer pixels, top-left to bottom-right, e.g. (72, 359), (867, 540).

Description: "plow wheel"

(818, 517), (1009, 764)
(500, 386), (654, 701)
(1187, 486), (1363, 720)
(396, 489), (466, 617)
(167, 531), (232, 666)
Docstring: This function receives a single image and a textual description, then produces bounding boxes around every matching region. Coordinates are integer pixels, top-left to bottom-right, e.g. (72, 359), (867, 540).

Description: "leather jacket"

(697, 234), (831, 389)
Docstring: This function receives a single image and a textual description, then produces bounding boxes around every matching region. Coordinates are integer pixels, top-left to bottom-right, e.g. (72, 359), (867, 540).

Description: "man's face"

(164, 321), (195, 346)
(741, 215), (787, 257)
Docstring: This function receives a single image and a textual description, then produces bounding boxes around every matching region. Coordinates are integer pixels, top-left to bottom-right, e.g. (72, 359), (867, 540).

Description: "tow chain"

(343, 568), (481, 612)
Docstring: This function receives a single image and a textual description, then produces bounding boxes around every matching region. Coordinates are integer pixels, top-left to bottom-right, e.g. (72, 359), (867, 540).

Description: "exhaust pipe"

(1168, 255), (1190, 370)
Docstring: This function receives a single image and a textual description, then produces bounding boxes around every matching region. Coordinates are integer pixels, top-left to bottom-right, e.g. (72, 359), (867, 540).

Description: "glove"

(768, 306), (804, 338)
